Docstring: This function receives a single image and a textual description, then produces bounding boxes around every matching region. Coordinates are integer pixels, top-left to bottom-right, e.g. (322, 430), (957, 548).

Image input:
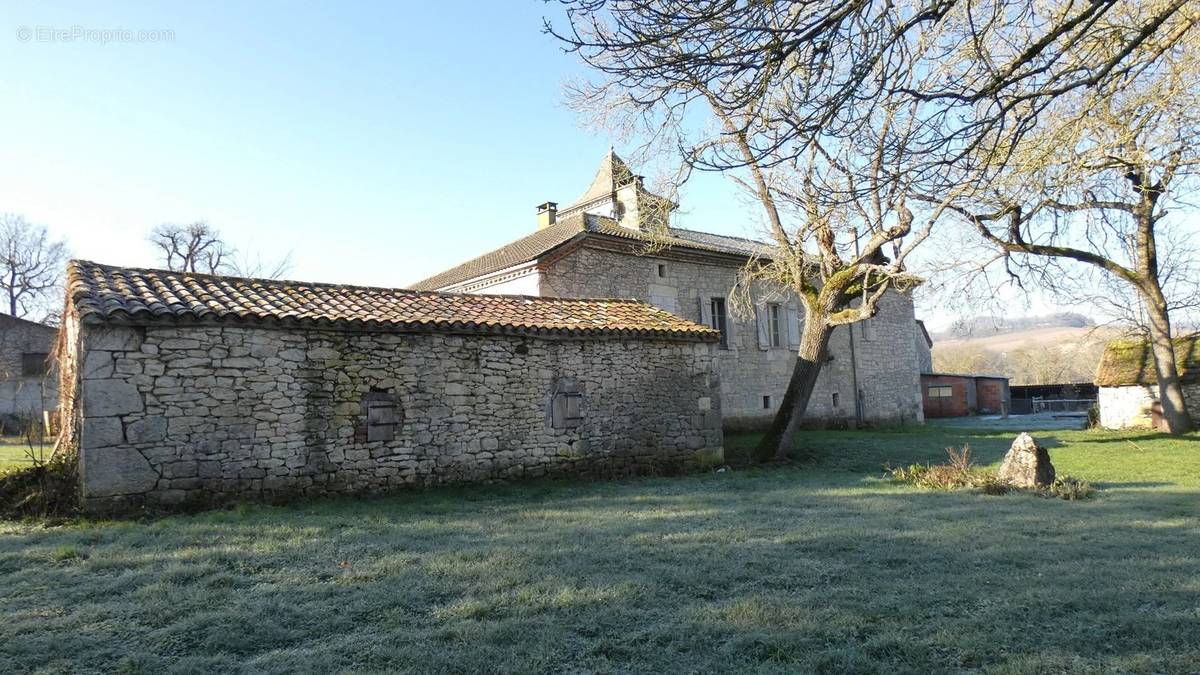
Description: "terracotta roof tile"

(68, 260), (719, 342)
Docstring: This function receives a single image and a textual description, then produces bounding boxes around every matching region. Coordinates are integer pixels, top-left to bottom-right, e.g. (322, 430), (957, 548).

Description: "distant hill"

(931, 312), (1095, 342)
(931, 314), (1114, 385)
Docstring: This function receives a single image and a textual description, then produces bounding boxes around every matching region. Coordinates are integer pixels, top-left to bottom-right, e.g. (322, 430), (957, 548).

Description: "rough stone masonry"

(63, 261), (724, 513)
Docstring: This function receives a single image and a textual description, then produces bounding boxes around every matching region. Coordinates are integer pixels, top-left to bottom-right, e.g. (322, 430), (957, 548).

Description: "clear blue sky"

(1, 2), (1084, 330)
(0, 1), (749, 289)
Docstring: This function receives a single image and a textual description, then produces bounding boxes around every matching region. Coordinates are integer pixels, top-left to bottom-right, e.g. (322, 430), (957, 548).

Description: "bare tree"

(0, 214), (69, 319)
(950, 30), (1200, 433)
(548, 0), (1193, 456)
(227, 249), (294, 280)
(149, 221), (292, 279)
(149, 221), (230, 274)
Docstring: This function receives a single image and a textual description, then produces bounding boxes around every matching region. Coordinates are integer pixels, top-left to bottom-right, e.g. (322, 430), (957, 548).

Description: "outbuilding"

(1095, 334), (1199, 429)
(920, 373), (1011, 418)
(0, 313), (59, 430)
(61, 260), (724, 513)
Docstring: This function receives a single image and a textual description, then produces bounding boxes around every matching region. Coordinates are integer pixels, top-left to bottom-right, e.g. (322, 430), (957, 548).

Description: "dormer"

(549, 150), (676, 231)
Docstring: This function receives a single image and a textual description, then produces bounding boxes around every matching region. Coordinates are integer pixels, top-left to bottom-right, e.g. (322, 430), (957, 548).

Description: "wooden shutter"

(552, 391), (584, 429)
(362, 392), (397, 442)
(754, 304), (770, 350)
(786, 304), (801, 349)
(698, 296), (713, 328)
(726, 299), (738, 351)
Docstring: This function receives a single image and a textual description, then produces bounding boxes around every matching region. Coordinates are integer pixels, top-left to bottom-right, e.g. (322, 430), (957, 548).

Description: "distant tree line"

(934, 337), (1110, 386)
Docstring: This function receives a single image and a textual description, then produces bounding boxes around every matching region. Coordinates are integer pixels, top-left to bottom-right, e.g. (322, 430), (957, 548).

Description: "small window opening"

(832, 392), (840, 408)
(657, 263), (667, 278)
(551, 385), (585, 429)
(762, 395), (772, 409)
(361, 391), (398, 442)
(21, 352), (49, 377)
(928, 385), (953, 398)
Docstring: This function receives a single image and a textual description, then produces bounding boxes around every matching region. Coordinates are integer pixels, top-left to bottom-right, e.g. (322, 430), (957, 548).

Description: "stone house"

(413, 151), (926, 428)
(1095, 334), (1200, 429)
(0, 313), (59, 431)
(62, 260), (723, 513)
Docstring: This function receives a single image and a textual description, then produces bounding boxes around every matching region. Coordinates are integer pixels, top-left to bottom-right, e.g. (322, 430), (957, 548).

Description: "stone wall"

(914, 324), (933, 374)
(71, 323), (723, 513)
(1099, 385), (1158, 429)
(1100, 383), (1200, 429)
(541, 244), (924, 427)
(0, 314), (59, 424)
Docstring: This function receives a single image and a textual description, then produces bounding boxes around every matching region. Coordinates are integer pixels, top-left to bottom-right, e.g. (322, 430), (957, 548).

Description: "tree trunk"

(754, 319), (834, 461)
(1132, 185), (1191, 433)
(1143, 288), (1192, 433)
(8, 268), (17, 317)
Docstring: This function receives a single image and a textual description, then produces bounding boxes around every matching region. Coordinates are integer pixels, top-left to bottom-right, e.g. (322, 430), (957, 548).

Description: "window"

(656, 263), (667, 278)
(551, 382), (585, 429)
(832, 392), (840, 408)
(361, 391), (398, 442)
(768, 304), (782, 347)
(928, 385), (953, 398)
(762, 395), (772, 409)
(21, 352), (48, 377)
(710, 298), (729, 349)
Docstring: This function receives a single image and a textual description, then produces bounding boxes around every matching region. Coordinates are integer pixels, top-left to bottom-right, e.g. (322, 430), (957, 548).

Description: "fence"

(1031, 397), (1096, 414)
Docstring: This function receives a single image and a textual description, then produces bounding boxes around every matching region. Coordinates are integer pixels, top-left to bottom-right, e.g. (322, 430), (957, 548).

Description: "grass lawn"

(0, 439), (53, 472)
(1, 425), (1198, 673)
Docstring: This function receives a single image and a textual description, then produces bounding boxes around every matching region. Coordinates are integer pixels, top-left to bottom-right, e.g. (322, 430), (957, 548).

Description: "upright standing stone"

(998, 432), (1055, 488)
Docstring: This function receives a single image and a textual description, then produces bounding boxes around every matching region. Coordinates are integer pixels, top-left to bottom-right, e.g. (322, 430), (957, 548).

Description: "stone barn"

(61, 260), (724, 513)
(1096, 334), (1199, 429)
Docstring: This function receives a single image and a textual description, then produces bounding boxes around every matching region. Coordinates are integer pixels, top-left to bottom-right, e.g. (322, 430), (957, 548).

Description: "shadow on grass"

(0, 465), (1197, 673)
(1070, 432), (1200, 445)
(1090, 481), (1175, 489)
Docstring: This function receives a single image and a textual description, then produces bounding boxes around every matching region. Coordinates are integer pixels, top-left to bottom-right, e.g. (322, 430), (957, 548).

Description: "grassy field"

(0, 439), (53, 472)
(1, 425), (1198, 673)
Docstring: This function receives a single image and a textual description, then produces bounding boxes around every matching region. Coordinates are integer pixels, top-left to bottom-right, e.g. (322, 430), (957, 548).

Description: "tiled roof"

(409, 212), (591, 291)
(67, 260), (719, 341)
(409, 213), (773, 291)
(1095, 334), (1200, 386)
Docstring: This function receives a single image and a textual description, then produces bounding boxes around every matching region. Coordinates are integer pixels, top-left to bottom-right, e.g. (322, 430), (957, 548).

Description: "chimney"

(536, 201), (557, 229)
